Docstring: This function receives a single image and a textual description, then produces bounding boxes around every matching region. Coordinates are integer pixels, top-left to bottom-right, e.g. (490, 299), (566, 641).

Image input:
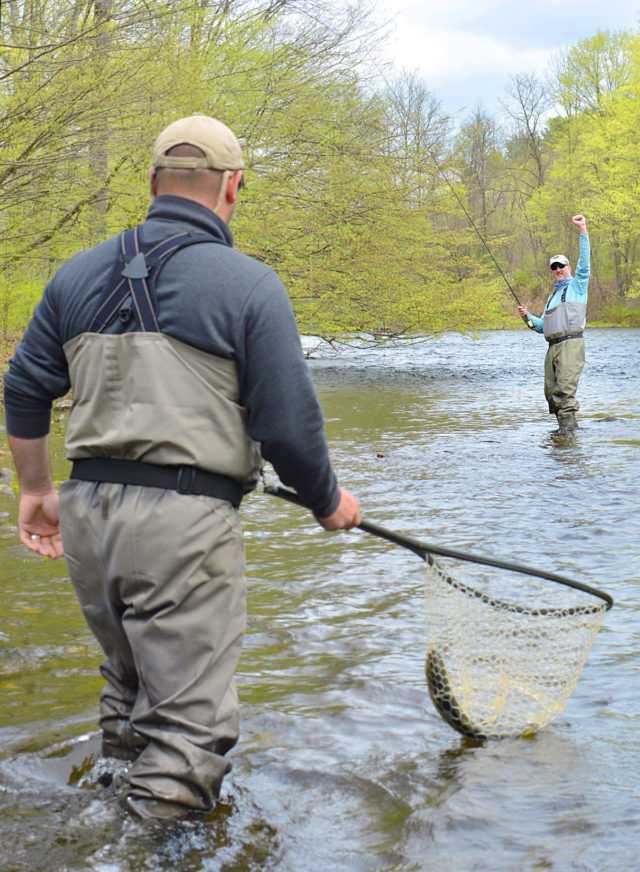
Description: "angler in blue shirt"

(518, 215), (590, 435)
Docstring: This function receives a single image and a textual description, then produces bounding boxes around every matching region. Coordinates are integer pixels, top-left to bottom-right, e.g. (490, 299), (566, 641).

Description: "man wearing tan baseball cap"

(518, 215), (590, 435)
(3, 113), (360, 821)
(150, 114), (245, 213)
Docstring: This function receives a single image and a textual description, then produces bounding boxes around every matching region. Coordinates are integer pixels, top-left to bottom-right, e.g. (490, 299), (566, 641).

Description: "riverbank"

(2, 311), (640, 377)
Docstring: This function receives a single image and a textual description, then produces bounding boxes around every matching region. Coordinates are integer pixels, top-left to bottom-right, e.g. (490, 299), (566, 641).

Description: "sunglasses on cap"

(550, 263), (567, 271)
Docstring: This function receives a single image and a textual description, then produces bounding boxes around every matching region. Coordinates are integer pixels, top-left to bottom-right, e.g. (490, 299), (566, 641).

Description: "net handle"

(265, 486), (614, 610)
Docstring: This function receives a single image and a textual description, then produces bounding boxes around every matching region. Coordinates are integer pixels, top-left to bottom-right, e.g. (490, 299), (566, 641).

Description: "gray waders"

(60, 481), (245, 813)
(544, 334), (585, 430)
(60, 226), (258, 818)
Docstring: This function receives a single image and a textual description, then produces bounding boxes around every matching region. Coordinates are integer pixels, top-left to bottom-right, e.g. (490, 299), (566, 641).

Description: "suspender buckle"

(176, 466), (197, 494)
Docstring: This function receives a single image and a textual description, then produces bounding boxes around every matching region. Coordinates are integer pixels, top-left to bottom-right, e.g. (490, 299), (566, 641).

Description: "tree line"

(1, 0), (639, 351)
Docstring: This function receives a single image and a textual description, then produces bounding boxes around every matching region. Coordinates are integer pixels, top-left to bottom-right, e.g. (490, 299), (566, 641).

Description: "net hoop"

(422, 552), (606, 618)
(357, 519), (613, 611)
(264, 486), (613, 611)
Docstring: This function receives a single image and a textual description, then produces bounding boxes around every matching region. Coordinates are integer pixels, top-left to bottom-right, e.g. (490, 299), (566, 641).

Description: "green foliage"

(532, 30), (640, 301)
(0, 3), (638, 349)
(593, 300), (640, 326)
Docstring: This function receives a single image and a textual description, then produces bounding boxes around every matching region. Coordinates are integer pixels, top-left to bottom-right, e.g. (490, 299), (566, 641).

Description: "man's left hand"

(315, 488), (360, 531)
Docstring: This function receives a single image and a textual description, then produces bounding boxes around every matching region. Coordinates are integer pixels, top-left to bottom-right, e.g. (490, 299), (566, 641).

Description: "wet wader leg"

(551, 338), (584, 430)
(123, 490), (245, 812)
(544, 347), (558, 417)
(63, 480), (246, 812)
(99, 663), (148, 760)
(59, 481), (146, 761)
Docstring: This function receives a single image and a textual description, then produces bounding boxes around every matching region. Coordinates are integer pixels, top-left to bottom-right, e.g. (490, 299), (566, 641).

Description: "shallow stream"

(1, 328), (638, 871)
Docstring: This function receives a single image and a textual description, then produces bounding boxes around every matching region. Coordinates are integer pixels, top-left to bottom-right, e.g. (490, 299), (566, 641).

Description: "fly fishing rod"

(427, 149), (534, 330)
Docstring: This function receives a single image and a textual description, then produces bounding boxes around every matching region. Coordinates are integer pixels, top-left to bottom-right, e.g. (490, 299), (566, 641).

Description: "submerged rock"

(0, 467), (14, 497)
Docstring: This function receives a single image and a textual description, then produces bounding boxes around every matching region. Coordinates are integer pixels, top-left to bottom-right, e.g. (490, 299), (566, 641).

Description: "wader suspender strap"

(88, 226), (214, 334)
(544, 284), (569, 313)
(77, 224), (245, 506)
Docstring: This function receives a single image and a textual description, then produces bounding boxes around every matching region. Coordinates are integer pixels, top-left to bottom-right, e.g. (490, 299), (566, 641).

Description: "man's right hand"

(518, 304), (528, 318)
(315, 488), (360, 531)
(17, 490), (64, 558)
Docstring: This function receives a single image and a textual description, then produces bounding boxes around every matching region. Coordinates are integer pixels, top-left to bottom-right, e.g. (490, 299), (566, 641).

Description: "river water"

(1, 328), (638, 871)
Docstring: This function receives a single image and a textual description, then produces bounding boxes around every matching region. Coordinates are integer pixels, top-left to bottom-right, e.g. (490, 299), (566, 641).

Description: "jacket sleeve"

(572, 234), (590, 295)
(236, 273), (340, 518)
(529, 312), (545, 334)
(3, 278), (71, 438)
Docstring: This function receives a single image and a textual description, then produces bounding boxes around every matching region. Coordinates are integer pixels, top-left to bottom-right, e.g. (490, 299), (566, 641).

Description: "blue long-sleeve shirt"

(529, 234), (590, 334)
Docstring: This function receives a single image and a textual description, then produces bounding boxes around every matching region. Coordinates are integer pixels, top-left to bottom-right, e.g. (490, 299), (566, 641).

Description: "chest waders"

(59, 224), (250, 816)
(70, 225), (244, 506)
(542, 285), (585, 431)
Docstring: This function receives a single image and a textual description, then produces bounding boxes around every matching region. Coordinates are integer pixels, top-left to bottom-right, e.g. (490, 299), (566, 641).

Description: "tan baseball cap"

(549, 254), (570, 267)
(152, 115), (244, 170)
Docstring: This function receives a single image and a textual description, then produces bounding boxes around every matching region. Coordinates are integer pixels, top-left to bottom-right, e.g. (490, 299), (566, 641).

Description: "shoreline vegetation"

(2, 3), (640, 355)
(2, 310), (639, 379)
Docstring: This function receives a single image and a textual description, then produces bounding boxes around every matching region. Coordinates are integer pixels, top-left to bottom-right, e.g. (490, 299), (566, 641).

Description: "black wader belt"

(70, 458), (243, 507)
(547, 332), (583, 346)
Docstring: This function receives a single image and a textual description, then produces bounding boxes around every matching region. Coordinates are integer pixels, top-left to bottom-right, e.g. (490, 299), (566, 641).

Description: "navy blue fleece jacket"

(3, 195), (340, 517)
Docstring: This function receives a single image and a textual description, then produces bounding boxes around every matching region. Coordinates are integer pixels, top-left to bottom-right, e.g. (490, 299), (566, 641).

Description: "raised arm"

(572, 215), (590, 284)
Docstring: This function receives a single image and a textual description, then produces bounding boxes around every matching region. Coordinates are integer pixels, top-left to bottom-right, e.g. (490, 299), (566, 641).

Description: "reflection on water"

(1, 329), (639, 871)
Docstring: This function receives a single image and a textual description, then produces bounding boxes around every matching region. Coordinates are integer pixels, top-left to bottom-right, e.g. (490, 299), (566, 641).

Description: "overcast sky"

(381, 0), (640, 120)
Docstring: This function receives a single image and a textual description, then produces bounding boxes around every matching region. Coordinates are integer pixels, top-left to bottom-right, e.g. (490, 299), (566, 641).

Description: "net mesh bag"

(424, 555), (609, 739)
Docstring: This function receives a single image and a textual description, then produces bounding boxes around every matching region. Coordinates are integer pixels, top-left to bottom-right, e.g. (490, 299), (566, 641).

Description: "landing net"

(424, 555), (608, 739)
